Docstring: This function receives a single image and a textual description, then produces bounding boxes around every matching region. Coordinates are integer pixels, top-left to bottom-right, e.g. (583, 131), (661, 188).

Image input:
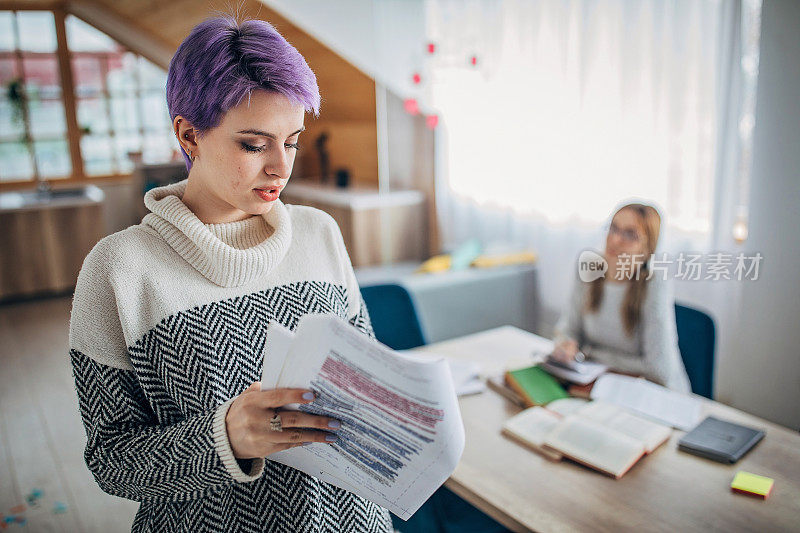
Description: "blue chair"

(397, 487), (510, 533)
(674, 303), (715, 399)
(359, 284), (426, 350)
(359, 283), (510, 533)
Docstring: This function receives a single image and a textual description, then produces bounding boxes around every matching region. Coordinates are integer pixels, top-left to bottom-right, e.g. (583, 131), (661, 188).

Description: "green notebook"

(505, 365), (569, 407)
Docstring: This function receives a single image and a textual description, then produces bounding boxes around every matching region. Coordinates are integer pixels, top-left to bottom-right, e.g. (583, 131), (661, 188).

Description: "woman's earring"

(189, 150), (195, 162)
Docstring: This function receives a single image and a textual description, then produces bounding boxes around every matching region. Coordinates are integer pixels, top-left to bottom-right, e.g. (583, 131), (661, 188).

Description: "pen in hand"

(541, 348), (587, 372)
(540, 346), (586, 363)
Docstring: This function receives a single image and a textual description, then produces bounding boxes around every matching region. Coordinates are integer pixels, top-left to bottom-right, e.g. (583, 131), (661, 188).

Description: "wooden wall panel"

(300, 119), (379, 188)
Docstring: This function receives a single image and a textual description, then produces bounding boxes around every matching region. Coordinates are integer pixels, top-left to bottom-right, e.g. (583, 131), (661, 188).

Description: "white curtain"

(424, 0), (757, 341)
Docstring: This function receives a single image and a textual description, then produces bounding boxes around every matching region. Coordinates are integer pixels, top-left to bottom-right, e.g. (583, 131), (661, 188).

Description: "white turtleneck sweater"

(68, 178), (392, 532)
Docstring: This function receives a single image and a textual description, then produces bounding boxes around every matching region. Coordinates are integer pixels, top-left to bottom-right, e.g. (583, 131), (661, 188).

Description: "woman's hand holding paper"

(226, 382), (341, 459)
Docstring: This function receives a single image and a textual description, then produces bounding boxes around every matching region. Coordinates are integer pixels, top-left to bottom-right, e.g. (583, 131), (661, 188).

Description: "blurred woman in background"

(552, 202), (691, 393)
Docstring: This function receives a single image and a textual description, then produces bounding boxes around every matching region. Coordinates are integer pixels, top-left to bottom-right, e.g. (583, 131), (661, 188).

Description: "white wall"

(263, 0), (378, 76)
(262, 0), (427, 98)
(719, 0), (800, 430)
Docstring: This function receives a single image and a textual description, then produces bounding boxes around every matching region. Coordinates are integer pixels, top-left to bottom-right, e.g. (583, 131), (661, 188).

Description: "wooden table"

(410, 326), (800, 533)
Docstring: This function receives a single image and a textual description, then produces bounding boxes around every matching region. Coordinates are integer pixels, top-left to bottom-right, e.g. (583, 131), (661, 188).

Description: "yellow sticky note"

(731, 471), (774, 498)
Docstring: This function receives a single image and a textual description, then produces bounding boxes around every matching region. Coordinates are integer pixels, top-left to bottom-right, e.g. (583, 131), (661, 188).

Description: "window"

(67, 15), (175, 176)
(0, 11), (70, 181)
(0, 9), (177, 184)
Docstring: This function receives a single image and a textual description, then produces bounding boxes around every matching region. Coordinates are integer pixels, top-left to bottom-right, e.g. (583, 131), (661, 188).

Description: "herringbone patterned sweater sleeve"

(68, 243), (265, 504)
(69, 349), (265, 502)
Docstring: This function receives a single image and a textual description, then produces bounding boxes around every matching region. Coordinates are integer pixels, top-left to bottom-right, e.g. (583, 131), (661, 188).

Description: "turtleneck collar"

(141, 178), (292, 288)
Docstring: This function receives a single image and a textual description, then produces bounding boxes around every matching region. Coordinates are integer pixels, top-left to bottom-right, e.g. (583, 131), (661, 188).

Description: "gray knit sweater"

(554, 274), (691, 393)
(68, 179), (393, 532)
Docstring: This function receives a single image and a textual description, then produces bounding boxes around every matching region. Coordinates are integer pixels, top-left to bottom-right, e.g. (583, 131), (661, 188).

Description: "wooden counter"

(281, 180), (428, 267)
(0, 187), (105, 301)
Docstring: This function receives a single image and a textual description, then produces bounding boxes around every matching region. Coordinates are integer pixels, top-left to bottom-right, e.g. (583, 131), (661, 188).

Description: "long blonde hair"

(586, 203), (661, 336)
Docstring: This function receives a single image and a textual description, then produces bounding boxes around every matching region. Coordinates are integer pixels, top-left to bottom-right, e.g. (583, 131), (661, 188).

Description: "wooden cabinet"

(0, 188), (105, 301)
(281, 181), (428, 267)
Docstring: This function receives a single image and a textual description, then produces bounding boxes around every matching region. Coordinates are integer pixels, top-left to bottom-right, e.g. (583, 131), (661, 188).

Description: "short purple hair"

(166, 16), (320, 169)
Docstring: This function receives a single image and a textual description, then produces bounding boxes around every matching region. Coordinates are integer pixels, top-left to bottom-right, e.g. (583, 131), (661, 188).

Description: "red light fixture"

(403, 98), (420, 115)
(425, 114), (439, 129)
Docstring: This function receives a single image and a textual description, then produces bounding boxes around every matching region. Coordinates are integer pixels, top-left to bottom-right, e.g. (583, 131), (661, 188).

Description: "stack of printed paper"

(260, 314), (465, 520)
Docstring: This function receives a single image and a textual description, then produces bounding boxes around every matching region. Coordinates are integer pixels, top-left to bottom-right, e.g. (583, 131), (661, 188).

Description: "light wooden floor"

(0, 296), (138, 532)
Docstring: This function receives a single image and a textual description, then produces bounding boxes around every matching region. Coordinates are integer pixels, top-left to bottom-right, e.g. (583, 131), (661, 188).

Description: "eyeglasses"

(607, 223), (641, 243)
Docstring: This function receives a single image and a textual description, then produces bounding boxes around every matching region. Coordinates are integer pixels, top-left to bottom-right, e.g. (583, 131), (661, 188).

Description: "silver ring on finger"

(269, 412), (283, 432)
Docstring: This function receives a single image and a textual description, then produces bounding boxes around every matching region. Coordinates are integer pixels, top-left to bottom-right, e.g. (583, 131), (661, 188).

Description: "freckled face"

(192, 89), (305, 218)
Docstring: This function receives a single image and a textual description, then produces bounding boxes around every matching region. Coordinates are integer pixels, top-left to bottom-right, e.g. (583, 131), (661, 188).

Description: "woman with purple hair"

(68, 16), (392, 532)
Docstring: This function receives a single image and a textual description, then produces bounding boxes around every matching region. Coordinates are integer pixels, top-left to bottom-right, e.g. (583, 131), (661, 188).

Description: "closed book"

(505, 366), (569, 407)
(487, 374), (527, 407)
(678, 416), (765, 463)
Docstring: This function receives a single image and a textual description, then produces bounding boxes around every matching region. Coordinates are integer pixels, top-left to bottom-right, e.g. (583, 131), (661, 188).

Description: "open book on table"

(259, 313), (465, 520)
(590, 373), (703, 430)
(502, 399), (672, 478)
